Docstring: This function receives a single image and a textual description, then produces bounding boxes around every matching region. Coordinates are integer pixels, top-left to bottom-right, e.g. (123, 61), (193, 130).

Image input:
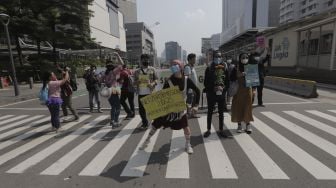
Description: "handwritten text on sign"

(140, 86), (186, 120)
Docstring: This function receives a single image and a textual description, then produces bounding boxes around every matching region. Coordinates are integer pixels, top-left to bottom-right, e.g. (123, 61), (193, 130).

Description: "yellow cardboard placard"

(140, 86), (186, 120)
(139, 74), (149, 89)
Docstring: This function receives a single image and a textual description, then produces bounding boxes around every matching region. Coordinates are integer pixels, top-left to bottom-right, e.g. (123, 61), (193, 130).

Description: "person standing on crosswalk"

(83, 65), (103, 113)
(230, 52), (254, 134)
(134, 54), (158, 129)
(42, 70), (70, 133)
(120, 64), (135, 119)
(203, 51), (230, 138)
(139, 60), (199, 154)
(184, 53), (200, 118)
(103, 52), (124, 128)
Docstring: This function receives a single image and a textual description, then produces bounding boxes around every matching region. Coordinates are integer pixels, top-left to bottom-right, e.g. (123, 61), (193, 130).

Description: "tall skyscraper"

(165, 41), (182, 62)
(118, 0), (137, 23)
(279, 0), (336, 24)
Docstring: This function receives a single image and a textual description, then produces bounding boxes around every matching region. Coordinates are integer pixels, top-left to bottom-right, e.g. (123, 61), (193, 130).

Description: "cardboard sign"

(245, 64), (260, 87)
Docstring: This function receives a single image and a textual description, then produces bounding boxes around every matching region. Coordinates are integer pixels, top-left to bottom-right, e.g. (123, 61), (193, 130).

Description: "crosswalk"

(0, 110), (335, 180)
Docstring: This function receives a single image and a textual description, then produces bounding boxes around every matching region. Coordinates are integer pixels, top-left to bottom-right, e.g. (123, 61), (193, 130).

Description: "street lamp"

(0, 13), (19, 96)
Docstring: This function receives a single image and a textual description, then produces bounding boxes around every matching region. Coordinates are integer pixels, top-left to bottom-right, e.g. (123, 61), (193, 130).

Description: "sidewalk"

(0, 79), (87, 106)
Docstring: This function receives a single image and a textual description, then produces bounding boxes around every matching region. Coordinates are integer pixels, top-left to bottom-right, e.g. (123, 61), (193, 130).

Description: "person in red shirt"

(120, 65), (135, 119)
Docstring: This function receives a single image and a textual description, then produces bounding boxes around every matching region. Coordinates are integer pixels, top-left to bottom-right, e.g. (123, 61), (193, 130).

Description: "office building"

(118, 0), (137, 23)
(165, 41), (182, 62)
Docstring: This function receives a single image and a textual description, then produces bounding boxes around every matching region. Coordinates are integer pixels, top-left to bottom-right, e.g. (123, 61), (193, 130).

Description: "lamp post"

(0, 13), (19, 96)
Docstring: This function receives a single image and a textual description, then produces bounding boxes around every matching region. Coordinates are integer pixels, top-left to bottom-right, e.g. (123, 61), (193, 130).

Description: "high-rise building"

(118, 0), (137, 23)
(125, 22), (156, 65)
(221, 0), (280, 45)
(210, 33), (221, 50)
(89, 0), (126, 51)
(279, 0), (336, 24)
(201, 38), (212, 54)
(165, 41), (182, 62)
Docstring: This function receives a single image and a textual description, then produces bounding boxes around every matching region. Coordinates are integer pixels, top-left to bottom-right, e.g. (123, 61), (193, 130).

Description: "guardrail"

(264, 76), (318, 98)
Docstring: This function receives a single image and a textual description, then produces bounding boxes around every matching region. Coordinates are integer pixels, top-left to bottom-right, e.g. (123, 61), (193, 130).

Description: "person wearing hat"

(138, 60), (199, 154)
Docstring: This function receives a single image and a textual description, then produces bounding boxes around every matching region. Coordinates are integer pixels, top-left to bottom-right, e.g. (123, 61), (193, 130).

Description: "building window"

(308, 27), (320, 55)
(107, 2), (120, 37)
(302, 8), (306, 14)
(302, 0), (306, 5)
(320, 23), (334, 54)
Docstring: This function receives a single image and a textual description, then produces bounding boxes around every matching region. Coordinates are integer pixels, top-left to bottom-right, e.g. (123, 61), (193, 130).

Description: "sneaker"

(98, 109), (103, 113)
(219, 130), (226, 138)
(237, 124), (243, 133)
(74, 115), (79, 121)
(125, 113), (135, 119)
(185, 143), (193, 154)
(139, 124), (148, 130)
(203, 130), (211, 138)
(139, 139), (150, 150)
(246, 124), (252, 134)
(89, 109), (93, 113)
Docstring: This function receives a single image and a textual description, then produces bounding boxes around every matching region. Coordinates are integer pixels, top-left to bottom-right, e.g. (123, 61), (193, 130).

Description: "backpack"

(39, 86), (48, 105)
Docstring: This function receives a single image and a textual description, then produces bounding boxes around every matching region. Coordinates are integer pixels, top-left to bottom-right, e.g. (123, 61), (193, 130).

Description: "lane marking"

(165, 130), (190, 179)
(0, 115), (14, 121)
(120, 126), (161, 177)
(7, 115), (107, 173)
(198, 116), (237, 179)
(225, 114), (289, 179)
(0, 115), (91, 167)
(306, 110), (336, 123)
(253, 116), (336, 180)
(0, 115), (29, 127)
(284, 111), (336, 137)
(79, 116), (141, 176)
(0, 116), (47, 140)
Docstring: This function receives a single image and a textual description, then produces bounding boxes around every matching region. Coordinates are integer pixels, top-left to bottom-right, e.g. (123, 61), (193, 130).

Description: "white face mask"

(254, 57), (260, 61)
(241, 59), (248, 64)
(227, 59), (232, 63)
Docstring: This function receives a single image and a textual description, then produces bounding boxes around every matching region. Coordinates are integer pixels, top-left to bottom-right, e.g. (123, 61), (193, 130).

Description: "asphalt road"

(0, 88), (335, 188)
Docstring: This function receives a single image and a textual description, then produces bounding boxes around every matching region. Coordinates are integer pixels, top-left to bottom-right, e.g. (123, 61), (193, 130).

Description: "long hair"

(42, 72), (51, 89)
(238, 53), (249, 73)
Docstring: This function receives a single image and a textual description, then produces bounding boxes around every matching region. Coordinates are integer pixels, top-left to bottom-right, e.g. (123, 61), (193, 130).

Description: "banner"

(244, 64), (260, 87)
(140, 86), (186, 120)
(256, 36), (266, 48)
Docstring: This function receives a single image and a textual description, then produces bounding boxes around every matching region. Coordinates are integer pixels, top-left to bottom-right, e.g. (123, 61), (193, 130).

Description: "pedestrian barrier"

(265, 76), (318, 98)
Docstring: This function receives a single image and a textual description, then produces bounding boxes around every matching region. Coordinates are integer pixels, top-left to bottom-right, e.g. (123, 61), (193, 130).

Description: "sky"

(137, 0), (222, 57)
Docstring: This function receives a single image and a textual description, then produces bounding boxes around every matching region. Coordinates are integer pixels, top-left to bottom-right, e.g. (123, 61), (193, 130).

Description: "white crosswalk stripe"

(0, 116), (49, 141)
(262, 112), (336, 158)
(198, 116), (238, 179)
(0, 115), (14, 121)
(0, 115), (91, 167)
(7, 115), (107, 173)
(0, 115), (45, 138)
(284, 111), (336, 137)
(0, 115), (28, 127)
(225, 114), (289, 179)
(0, 110), (335, 180)
(253, 116), (336, 180)
(165, 130), (190, 179)
(79, 116), (141, 176)
(40, 115), (126, 175)
(306, 110), (336, 123)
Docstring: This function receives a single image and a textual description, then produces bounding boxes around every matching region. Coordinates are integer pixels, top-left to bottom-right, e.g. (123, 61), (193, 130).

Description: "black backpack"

(70, 79), (78, 91)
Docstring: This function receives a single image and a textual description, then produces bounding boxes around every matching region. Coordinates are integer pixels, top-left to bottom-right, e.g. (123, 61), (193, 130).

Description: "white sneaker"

(185, 143), (193, 154)
(139, 139), (150, 150)
(237, 124), (243, 133)
(246, 124), (252, 134)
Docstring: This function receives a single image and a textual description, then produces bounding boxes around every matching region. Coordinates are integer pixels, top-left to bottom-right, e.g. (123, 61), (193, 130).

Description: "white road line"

(7, 115), (107, 174)
(0, 115), (90, 167)
(253, 116), (336, 180)
(225, 114), (289, 179)
(0, 115), (43, 132)
(0, 108), (47, 110)
(284, 111), (336, 137)
(79, 116), (141, 176)
(329, 110), (336, 114)
(262, 112), (336, 158)
(40, 115), (126, 175)
(198, 116), (237, 179)
(165, 130), (190, 179)
(0, 115), (14, 120)
(0, 115), (28, 126)
(0, 116), (48, 140)
(306, 110), (336, 123)
(120, 126), (161, 177)
(0, 98), (38, 108)
(266, 88), (309, 102)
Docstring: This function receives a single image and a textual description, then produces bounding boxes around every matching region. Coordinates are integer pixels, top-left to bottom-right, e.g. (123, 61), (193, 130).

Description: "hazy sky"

(137, 0), (222, 57)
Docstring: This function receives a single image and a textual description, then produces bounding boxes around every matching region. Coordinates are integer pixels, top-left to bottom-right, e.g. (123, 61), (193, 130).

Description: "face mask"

(214, 58), (222, 65)
(227, 59), (232, 64)
(241, 59), (248, 64)
(254, 57), (260, 61)
(142, 61), (149, 66)
(170, 65), (180, 74)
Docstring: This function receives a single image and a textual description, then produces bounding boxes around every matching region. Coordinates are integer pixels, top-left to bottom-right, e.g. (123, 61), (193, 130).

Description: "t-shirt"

(134, 67), (158, 95)
(48, 80), (62, 98)
(184, 65), (198, 87)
